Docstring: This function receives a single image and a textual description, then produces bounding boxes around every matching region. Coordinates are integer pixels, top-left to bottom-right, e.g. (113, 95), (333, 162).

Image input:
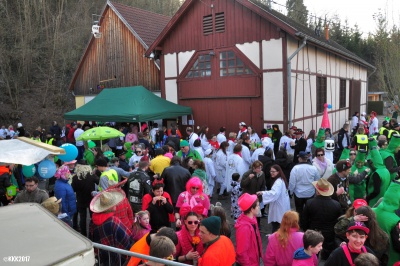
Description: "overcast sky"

(271, 0), (400, 36)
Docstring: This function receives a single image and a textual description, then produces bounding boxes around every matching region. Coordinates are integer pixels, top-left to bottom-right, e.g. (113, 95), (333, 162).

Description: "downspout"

(287, 37), (307, 127)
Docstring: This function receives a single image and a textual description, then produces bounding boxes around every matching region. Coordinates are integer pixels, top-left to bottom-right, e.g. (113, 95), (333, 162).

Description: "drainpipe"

(287, 37), (307, 127)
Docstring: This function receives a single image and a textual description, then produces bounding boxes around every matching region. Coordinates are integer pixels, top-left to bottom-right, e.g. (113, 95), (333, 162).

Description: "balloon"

(58, 143), (78, 162)
(328, 104), (332, 109)
(22, 164), (36, 178)
(38, 159), (57, 179)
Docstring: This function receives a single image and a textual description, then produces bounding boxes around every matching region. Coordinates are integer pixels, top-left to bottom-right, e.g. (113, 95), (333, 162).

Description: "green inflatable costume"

(349, 149), (367, 201)
(380, 134), (400, 180)
(124, 142), (133, 161)
(83, 140), (96, 167)
(332, 148), (351, 174)
(313, 128), (326, 149)
(373, 181), (400, 266)
(366, 139), (391, 206)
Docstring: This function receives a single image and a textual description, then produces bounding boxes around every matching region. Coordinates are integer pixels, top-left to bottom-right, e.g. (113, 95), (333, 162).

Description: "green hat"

(180, 140), (189, 147)
(124, 142), (132, 150)
(201, 216), (221, 235)
(87, 140), (96, 149)
(387, 134), (400, 153)
(368, 138), (378, 150)
(367, 146), (385, 169)
(339, 148), (350, 161)
(313, 128), (326, 149)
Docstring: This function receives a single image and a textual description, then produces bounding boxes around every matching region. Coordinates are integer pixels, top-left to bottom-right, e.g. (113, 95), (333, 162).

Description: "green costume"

(373, 181), (400, 266)
(332, 148), (351, 174)
(124, 142), (133, 161)
(313, 128), (326, 149)
(380, 134), (400, 180)
(366, 139), (391, 206)
(177, 149), (203, 161)
(83, 141), (96, 167)
(349, 150), (367, 201)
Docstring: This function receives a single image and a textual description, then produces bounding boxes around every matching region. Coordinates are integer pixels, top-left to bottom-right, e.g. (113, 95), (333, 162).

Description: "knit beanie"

(201, 216), (221, 236)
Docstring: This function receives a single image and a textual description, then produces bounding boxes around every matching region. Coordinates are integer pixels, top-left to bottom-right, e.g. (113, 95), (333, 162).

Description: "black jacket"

(337, 128), (350, 150)
(146, 191), (174, 231)
(161, 163), (191, 204)
(291, 137), (307, 164)
(71, 173), (98, 208)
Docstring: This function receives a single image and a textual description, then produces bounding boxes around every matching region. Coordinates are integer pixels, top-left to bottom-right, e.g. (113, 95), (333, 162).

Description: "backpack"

(127, 171), (150, 213)
(391, 220), (400, 252)
(342, 245), (367, 266)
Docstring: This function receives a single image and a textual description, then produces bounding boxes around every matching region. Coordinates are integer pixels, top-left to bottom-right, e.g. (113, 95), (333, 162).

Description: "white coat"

(215, 149), (228, 184)
(312, 157), (334, 179)
(225, 153), (246, 192)
(261, 178), (291, 224)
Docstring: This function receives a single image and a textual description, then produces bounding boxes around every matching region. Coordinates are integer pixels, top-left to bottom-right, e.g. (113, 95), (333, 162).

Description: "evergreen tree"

(286, 0), (308, 26)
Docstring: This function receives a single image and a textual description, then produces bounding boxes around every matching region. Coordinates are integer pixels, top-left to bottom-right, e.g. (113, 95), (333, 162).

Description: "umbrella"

(0, 137), (66, 165)
(76, 126), (125, 148)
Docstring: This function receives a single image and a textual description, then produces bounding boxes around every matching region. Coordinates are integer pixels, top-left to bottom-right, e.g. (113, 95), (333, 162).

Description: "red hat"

(353, 199), (368, 210)
(347, 221), (370, 234)
(238, 193), (258, 212)
(290, 126), (297, 130)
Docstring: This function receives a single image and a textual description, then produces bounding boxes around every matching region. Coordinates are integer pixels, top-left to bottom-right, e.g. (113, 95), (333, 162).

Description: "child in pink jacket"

(292, 230), (323, 266)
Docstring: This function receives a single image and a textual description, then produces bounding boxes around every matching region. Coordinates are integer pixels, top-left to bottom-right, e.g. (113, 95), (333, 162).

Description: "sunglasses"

(191, 187), (200, 190)
(187, 220), (200, 225)
(350, 153), (356, 155)
(135, 150), (142, 153)
(316, 154), (324, 157)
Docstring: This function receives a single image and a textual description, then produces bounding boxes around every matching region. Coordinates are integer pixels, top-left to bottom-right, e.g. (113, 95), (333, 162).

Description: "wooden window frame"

(218, 49), (255, 77)
(185, 53), (212, 79)
(339, 79), (347, 108)
(316, 76), (327, 114)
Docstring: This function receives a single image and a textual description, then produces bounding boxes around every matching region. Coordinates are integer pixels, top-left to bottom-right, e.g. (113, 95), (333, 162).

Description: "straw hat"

(41, 197), (62, 215)
(312, 178), (334, 196)
(90, 188), (125, 213)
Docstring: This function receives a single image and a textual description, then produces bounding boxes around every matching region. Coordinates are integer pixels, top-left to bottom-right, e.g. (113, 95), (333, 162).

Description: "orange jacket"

(198, 236), (235, 266)
(126, 232), (150, 266)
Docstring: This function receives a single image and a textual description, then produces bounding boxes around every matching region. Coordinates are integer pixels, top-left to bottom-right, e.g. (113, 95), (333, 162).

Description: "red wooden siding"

(180, 97), (263, 136)
(161, 0), (281, 53)
(71, 6), (160, 95)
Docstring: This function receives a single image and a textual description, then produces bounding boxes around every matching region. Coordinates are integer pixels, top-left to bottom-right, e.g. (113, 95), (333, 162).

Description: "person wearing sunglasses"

(128, 146), (144, 168)
(312, 148), (334, 179)
(175, 208), (204, 264)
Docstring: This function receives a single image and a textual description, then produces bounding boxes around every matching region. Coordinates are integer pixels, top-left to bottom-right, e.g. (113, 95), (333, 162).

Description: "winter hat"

(17, 123), (23, 128)
(90, 188), (125, 213)
(54, 165), (71, 180)
(238, 193), (258, 212)
(41, 197), (62, 215)
(336, 160), (352, 172)
(239, 122), (246, 126)
(201, 216), (221, 236)
(353, 199), (368, 210)
(312, 178), (334, 196)
(180, 140), (189, 147)
(347, 221), (370, 235)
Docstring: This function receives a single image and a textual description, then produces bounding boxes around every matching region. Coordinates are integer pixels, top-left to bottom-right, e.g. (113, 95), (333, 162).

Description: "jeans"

(294, 193), (314, 228)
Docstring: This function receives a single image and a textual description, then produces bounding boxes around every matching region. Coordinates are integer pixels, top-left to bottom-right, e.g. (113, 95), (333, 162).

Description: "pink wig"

(186, 177), (203, 194)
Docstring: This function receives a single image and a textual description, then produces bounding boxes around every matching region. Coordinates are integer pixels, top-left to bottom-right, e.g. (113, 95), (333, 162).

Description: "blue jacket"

(54, 179), (76, 219)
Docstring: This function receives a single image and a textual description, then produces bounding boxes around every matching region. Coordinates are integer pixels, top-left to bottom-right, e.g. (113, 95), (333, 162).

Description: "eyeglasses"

(25, 184), (36, 188)
(316, 154), (324, 157)
(191, 187), (200, 190)
(350, 153), (356, 155)
(187, 220), (200, 225)
(270, 170), (278, 173)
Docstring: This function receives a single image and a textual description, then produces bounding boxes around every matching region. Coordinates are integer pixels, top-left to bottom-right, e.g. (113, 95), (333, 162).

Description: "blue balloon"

(22, 164), (36, 178)
(38, 159), (57, 179)
(328, 104), (332, 109)
(58, 143), (78, 162)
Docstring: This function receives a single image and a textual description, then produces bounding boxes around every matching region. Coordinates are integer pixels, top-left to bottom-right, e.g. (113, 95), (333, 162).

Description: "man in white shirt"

(74, 123), (85, 161)
(186, 127), (198, 151)
(216, 127), (227, 144)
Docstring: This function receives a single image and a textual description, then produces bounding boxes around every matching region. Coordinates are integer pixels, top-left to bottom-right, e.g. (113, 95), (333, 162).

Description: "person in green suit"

(83, 140), (96, 167)
(349, 150), (368, 201)
(373, 180), (400, 266)
(380, 134), (400, 180)
(366, 139), (391, 207)
(311, 128), (325, 157)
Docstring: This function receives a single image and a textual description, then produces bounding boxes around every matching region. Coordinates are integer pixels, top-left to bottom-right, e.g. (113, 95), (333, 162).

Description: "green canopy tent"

(64, 86), (192, 122)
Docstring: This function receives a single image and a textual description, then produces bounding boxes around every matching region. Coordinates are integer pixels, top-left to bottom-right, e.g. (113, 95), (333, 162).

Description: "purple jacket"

(264, 229), (304, 266)
(235, 214), (263, 266)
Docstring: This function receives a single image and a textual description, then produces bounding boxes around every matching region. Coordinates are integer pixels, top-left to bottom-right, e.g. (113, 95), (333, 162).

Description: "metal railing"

(93, 242), (187, 266)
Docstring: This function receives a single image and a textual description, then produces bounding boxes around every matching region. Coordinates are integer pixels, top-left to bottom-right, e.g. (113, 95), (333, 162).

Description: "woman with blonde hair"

(264, 210), (304, 266)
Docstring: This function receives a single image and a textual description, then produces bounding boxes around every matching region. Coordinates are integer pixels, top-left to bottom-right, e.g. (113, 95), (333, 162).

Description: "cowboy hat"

(312, 178), (334, 196)
(90, 188), (125, 213)
(41, 197), (62, 215)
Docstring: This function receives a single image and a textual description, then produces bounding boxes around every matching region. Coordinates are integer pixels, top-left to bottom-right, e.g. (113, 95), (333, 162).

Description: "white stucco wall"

(178, 50), (195, 74)
(165, 79), (178, 104)
(164, 53), (177, 78)
(263, 72), (283, 120)
(262, 39), (282, 69)
(236, 42), (260, 68)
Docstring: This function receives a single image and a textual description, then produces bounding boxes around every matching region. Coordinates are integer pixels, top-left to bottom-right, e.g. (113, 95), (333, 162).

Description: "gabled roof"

(68, 1), (170, 91)
(146, 0), (374, 69)
(109, 1), (170, 48)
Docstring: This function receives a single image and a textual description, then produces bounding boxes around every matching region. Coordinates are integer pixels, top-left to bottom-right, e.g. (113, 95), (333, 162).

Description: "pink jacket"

(264, 229), (304, 266)
(235, 214), (263, 266)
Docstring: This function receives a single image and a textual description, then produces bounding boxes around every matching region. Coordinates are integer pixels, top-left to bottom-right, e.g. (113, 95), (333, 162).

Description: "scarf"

(314, 157), (328, 172)
(235, 152), (242, 158)
(178, 225), (204, 256)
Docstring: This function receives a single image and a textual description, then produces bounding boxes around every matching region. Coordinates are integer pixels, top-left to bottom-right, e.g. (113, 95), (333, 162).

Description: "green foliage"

(286, 0), (308, 26)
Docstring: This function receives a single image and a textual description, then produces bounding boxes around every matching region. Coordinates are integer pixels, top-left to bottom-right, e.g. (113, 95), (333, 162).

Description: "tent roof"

(64, 86), (192, 122)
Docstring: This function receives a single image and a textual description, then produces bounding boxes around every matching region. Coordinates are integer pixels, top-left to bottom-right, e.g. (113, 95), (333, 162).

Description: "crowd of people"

(1, 113), (400, 265)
